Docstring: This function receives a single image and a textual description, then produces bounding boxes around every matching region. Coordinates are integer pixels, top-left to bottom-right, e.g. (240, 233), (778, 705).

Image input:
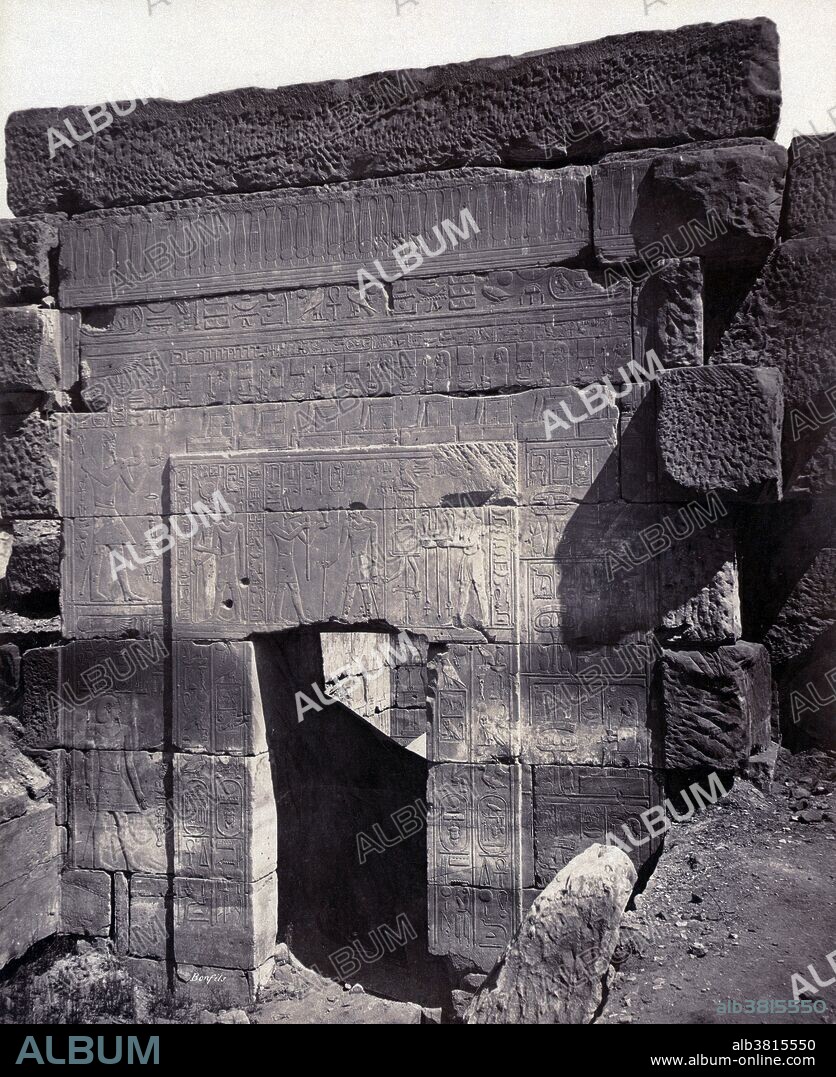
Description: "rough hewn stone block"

(0, 733), (52, 823)
(0, 857), (60, 967)
(7, 19), (779, 216)
(634, 258), (704, 368)
(0, 307), (77, 393)
(0, 408), (61, 518)
(594, 138), (786, 263)
(61, 868), (111, 936)
(0, 799), (60, 881)
(657, 365), (784, 500)
(3, 520), (62, 597)
(661, 642), (772, 769)
(712, 237), (836, 497)
(0, 215), (63, 302)
(782, 135), (836, 239)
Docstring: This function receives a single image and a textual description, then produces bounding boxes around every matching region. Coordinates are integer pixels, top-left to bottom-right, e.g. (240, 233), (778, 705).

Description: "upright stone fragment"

(712, 237), (835, 497)
(657, 365), (784, 500)
(0, 215), (63, 302)
(661, 642), (772, 770)
(6, 19), (779, 215)
(781, 135), (836, 239)
(3, 520), (61, 598)
(465, 844), (636, 1024)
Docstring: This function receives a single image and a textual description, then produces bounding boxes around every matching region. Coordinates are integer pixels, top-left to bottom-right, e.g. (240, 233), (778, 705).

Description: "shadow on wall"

(253, 628), (450, 1007)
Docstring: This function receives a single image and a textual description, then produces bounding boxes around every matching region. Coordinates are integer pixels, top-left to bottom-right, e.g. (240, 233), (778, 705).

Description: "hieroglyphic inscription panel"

(173, 641), (266, 754)
(532, 766), (663, 880)
(427, 764), (533, 889)
(60, 168), (590, 307)
(78, 268), (631, 410)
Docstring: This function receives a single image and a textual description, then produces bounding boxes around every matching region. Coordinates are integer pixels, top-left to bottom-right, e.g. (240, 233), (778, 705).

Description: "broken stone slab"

(20, 639), (167, 751)
(763, 547), (836, 668)
(68, 749), (168, 873)
(634, 258), (704, 368)
(781, 135), (836, 239)
(7, 19), (779, 216)
(173, 641), (266, 754)
(77, 267), (631, 410)
(661, 642), (772, 770)
(173, 753), (277, 882)
(60, 169), (590, 307)
(533, 767), (664, 881)
(0, 798), (60, 883)
(0, 307), (78, 393)
(173, 874), (278, 970)
(465, 843), (637, 1023)
(711, 236), (836, 498)
(61, 868), (111, 936)
(0, 408), (62, 518)
(656, 365), (784, 501)
(59, 390), (619, 520)
(0, 215), (63, 302)
(519, 502), (740, 645)
(0, 856), (60, 968)
(427, 763), (534, 889)
(0, 734), (52, 822)
(593, 137), (786, 264)
(3, 520), (62, 597)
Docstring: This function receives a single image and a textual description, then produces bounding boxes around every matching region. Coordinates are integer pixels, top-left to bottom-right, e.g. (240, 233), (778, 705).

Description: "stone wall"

(0, 16), (831, 992)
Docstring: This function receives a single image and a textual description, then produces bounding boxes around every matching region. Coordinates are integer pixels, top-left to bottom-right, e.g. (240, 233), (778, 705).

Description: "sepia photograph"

(0, 0), (833, 1054)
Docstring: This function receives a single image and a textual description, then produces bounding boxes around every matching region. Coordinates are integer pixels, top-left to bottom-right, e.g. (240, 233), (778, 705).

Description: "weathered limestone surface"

(634, 258), (704, 367)
(594, 138), (786, 263)
(173, 641), (266, 754)
(465, 844), (636, 1023)
(712, 237), (835, 498)
(0, 307), (77, 394)
(60, 868), (111, 936)
(782, 135), (836, 239)
(657, 365), (784, 500)
(7, 19), (779, 216)
(661, 642), (772, 769)
(0, 215), (63, 303)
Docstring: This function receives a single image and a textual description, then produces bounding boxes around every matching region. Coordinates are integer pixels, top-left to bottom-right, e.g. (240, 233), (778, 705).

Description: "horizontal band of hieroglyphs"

(79, 269), (632, 409)
(59, 168), (590, 306)
(58, 391), (619, 517)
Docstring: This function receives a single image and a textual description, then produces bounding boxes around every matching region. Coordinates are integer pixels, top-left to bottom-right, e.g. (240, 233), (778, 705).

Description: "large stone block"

(20, 639), (167, 751)
(657, 365), (784, 500)
(173, 641), (266, 754)
(594, 138), (786, 263)
(634, 258), (703, 368)
(0, 307), (77, 394)
(661, 642), (772, 769)
(532, 766), (663, 882)
(173, 873), (278, 970)
(174, 753), (277, 882)
(69, 749), (168, 873)
(782, 135), (836, 239)
(711, 237), (836, 498)
(427, 763), (533, 889)
(61, 868), (111, 936)
(465, 844), (636, 1024)
(3, 520), (61, 597)
(0, 215), (63, 302)
(0, 798), (60, 882)
(7, 19), (779, 215)
(0, 408), (61, 518)
(61, 170), (589, 307)
(76, 267), (632, 410)
(0, 857), (60, 968)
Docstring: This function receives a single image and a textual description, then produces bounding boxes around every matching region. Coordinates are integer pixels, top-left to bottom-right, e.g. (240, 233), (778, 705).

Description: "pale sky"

(0, 0), (833, 217)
